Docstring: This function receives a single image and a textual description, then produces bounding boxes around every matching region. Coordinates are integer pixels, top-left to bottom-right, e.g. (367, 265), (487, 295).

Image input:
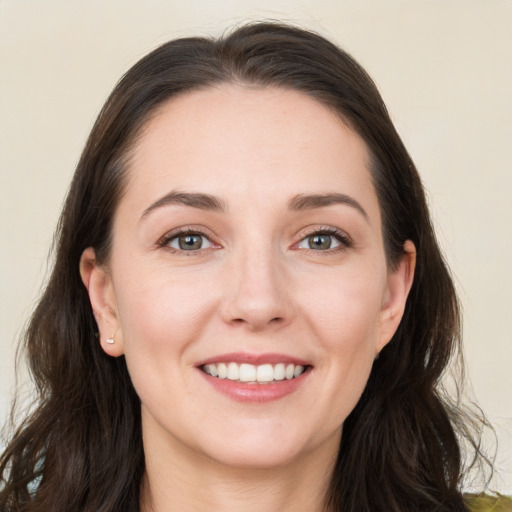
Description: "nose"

(220, 246), (294, 332)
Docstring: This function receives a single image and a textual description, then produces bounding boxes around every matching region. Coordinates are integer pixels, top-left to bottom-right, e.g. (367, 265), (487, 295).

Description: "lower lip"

(199, 368), (311, 403)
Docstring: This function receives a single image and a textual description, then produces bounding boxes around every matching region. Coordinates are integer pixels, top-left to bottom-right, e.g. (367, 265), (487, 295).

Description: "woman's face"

(82, 86), (414, 469)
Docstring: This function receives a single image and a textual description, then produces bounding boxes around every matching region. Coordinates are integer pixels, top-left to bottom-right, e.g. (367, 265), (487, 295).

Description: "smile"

(202, 362), (306, 384)
(197, 353), (312, 402)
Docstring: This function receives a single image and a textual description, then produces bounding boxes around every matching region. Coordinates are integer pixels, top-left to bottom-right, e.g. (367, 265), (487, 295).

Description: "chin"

(198, 424), (339, 471)
(205, 443), (306, 470)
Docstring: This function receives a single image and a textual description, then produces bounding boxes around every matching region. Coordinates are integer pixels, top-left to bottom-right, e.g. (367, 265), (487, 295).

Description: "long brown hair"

(0, 22), (490, 511)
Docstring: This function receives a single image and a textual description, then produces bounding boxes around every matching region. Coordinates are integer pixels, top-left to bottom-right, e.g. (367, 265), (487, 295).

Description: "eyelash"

(157, 228), (216, 254)
(295, 226), (352, 253)
(157, 226), (352, 254)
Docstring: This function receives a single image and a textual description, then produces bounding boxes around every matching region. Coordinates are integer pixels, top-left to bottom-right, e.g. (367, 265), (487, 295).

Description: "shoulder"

(464, 494), (512, 512)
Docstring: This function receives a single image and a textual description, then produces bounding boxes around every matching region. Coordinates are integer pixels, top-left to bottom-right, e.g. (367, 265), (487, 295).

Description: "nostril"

(228, 316), (285, 330)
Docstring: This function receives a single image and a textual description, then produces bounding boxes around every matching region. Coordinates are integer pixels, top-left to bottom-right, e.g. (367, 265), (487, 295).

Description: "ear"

(80, 247), (124, 357)
(377, 240), (416, 355)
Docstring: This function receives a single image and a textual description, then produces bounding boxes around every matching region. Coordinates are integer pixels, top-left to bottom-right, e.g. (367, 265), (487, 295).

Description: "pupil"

(309, 235), (331, 250)
(180, 235), (201, 250)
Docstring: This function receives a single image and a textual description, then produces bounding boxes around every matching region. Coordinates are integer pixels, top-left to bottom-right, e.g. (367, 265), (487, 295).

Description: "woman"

(0, 22), (508, 512)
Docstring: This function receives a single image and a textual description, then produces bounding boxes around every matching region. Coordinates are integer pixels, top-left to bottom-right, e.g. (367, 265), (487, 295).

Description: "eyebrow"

(141, 191), (226, 219)
(287, 193), (369, 222)
(140, 190), (369, 222)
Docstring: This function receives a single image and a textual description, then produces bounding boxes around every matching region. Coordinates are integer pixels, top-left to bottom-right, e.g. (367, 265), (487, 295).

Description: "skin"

(80, 85), (415, 512)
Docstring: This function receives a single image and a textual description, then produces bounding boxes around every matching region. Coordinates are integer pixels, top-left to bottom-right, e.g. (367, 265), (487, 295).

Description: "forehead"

(123, 85), (380, 221)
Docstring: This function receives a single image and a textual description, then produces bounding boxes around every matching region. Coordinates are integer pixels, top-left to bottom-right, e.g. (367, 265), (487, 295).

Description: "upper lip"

(196, 352), (311, 367)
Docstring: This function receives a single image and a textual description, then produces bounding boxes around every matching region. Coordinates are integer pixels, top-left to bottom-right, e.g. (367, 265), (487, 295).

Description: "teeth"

(274, 363), (285, 380)
(217, 362), (227, 379)
(202, 362), (306, 383)
(293, 365), (304, 378)
(240, 363), (257, 382)
(227, 362), (239, 380)
(256, 364), (273, 382)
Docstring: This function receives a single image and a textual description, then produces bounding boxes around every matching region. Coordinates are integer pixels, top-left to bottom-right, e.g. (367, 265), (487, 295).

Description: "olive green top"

(465, 494), (512, 511)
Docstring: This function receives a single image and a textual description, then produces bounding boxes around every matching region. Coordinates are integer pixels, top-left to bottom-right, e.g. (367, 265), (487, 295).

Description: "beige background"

(1, 0), (511, 492)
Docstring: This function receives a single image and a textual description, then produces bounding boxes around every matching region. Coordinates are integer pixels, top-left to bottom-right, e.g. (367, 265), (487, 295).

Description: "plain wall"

(1, 0), (511, 492)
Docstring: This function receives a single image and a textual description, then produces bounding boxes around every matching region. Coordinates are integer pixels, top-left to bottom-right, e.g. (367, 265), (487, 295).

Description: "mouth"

(201, 362), (308, 384)
(196, 353), (312, 402)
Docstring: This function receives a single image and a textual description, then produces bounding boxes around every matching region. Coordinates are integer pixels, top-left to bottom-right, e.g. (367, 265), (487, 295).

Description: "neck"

(140, 419), (338, 512)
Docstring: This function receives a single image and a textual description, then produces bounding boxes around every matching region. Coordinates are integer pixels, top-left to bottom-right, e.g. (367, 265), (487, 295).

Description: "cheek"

(297, 266), (386, 422)
(112, 266), (218, 377)
(112, 269), (223, 433)
(301, 264), (386, 351)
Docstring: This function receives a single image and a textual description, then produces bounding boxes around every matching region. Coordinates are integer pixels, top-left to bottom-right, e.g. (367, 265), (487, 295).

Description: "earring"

(106, 330), (117, 345)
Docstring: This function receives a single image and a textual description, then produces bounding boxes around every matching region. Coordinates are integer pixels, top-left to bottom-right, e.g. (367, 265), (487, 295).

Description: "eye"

(295, 228), (351, 251)
(297, 234), (341, 250)
(167, 233), (213, 251)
